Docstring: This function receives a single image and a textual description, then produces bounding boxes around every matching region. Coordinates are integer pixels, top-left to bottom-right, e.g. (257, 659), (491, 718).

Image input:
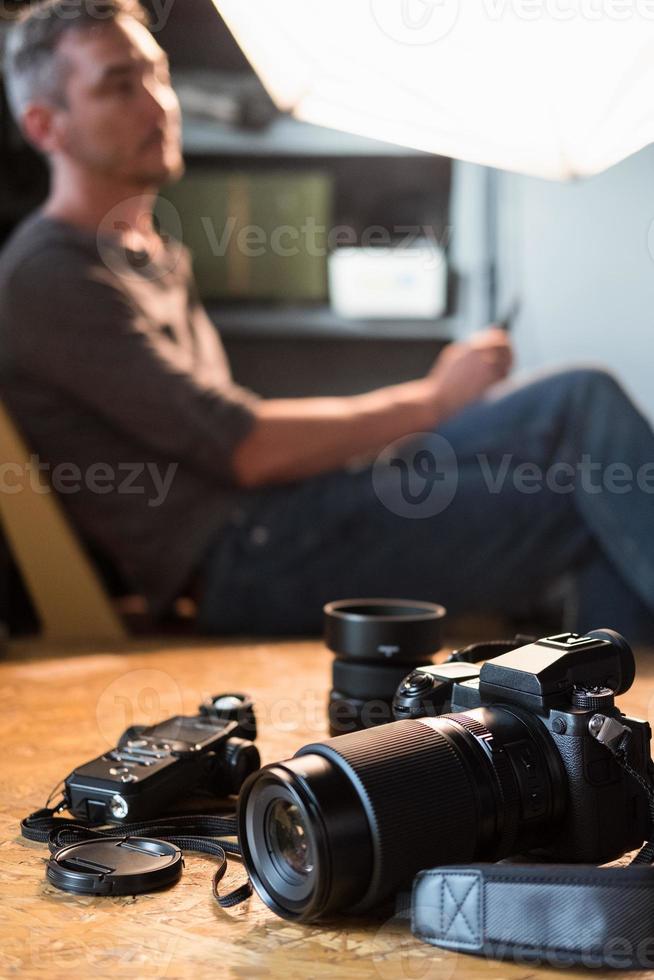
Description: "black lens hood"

(324, 598), (446, 663)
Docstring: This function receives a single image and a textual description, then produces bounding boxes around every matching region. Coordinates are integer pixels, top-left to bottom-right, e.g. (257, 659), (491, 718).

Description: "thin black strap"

(445, 635), (534, 665)
(21, 808), (252, 909)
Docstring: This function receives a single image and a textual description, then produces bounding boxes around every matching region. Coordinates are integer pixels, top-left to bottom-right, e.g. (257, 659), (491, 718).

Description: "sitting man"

(2, 0), (654, 639)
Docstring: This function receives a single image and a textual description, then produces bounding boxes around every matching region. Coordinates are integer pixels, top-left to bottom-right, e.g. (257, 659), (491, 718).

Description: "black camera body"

(238, 629), (654, 922)
(66, 693), (260, 823)
(393, 630), (651, 864)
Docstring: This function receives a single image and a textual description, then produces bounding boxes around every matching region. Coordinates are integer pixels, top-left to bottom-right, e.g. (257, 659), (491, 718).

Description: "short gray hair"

(3, 0), (149, 122)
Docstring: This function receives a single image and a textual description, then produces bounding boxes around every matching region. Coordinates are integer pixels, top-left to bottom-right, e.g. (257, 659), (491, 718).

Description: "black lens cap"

(47, 836), (183, 896)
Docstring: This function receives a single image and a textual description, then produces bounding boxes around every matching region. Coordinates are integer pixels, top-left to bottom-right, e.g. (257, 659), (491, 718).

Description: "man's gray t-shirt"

(0, 211), (259, 615)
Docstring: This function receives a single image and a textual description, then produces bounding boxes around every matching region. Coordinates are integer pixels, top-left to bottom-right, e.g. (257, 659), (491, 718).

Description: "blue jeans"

(197, 367), (654, 642)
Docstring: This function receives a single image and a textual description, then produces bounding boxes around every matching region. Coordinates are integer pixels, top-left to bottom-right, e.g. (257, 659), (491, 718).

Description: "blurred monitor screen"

(157, 170), (332, 304)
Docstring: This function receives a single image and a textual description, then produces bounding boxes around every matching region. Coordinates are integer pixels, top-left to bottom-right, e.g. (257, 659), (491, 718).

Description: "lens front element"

(266, 800), (314, 882)
(238, 755), (373, 919)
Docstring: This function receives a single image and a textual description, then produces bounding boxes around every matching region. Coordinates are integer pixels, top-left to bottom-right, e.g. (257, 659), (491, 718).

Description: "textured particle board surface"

(1, 636), (654, 979)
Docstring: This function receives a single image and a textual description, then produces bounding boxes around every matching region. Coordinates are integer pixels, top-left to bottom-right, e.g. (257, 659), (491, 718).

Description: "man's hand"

(427, 326), (513, 419)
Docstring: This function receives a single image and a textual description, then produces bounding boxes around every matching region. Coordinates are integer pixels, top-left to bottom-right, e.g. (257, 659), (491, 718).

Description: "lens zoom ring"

(442, 712), (521, 857)
(300, 719), (479, 909)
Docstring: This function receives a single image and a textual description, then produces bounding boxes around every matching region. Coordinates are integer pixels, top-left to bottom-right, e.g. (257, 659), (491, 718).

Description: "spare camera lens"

(324, 598), (446, 735)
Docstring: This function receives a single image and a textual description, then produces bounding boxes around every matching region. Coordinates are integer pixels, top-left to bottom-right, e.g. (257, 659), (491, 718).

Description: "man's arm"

(232, 328), (513, 487)
(5, 247), (511, 489)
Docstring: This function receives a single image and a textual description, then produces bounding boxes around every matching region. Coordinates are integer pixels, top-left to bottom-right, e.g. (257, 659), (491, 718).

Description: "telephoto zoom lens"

(238, 707), (566, 921)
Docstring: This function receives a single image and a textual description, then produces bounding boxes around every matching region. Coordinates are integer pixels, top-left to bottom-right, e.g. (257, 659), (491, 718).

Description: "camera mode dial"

(572, 685), (615, 711)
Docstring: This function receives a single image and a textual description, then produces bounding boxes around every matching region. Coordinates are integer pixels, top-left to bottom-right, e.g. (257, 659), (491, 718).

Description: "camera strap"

(444, 634), (535, 665)
(20, 805), (253, 908)
(403, 712), (654, 970)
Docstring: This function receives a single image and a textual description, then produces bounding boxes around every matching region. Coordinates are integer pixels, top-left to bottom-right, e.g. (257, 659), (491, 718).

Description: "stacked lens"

(324, 598), (446, 735)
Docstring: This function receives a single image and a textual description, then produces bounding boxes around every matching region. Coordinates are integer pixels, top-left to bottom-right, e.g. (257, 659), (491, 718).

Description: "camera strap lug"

(587, 712), (632, 756)
(587, 713), (654, 867)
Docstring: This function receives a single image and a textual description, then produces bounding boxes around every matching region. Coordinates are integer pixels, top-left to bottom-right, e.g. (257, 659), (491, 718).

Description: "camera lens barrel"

(239, 751), (374, 919)
(239, 707), (565, 921)
(328, 689), (394, 736)
(332, 658), (431, 700)
(239, 719), (480, 920)
(324, 599), (446, 735)
(298, 719), (483, 913)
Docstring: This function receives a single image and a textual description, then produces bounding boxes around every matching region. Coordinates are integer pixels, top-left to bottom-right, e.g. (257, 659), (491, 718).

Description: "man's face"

(51, 15), (184, 187)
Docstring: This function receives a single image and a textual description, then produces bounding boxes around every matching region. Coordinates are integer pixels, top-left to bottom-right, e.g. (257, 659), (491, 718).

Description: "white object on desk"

(328, 243), (447, 320)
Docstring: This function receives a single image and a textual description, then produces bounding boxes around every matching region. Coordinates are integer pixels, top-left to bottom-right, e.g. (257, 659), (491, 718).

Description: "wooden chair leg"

(0, 401), (127, 643)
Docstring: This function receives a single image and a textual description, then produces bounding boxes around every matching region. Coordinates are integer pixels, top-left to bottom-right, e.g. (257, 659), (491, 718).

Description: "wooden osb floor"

(2, 635), (654, 979)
